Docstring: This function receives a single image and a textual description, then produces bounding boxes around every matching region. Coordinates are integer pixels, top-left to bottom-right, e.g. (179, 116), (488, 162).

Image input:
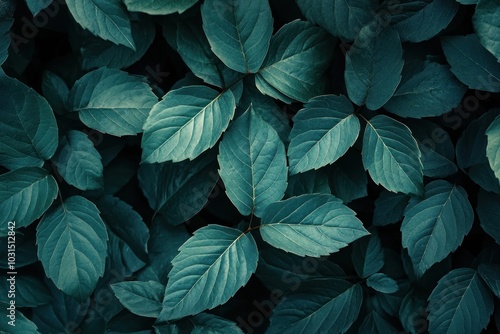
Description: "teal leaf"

(267, 279), (362, 334)
(352, 228), (384, 278)
(0, 233), (37, 269)
(0, 76), (58, 170)
(0, 275), (51, 307)
(155, 313), (243, 334)
(0, 167), (58, 235)
(201, 0), (273, 73)
(468, 163), (500, 194)
(401, 180), (474, 277)
(473, 0), (500, 62)
(66, 0), (135, 50)
(345, 25), (404, 110)
(372, 190), (410, 226)
(41, 71), (69, 115)
(111, 281), (164, 318)
(68, 67), (158, 137)
(25, 0), (52, 16)
(286, 169), (331, 197)
(37, 196), (108, 301)
(486, 115), (500, 181)
(0, 18), (13, 66)
(296, 0), (378, 40)
(428, 268), (494, 334)
(329, 150), (368, 203)
(52, 130), (104, 191)
(441, 34), (500, 92)
(477, 190), (500, 245)
(159, 225), (258, 321)
(255, 20), (335, 103)
(366, 273), (399, 294)
(478, 263), (500, 298)
(138, 151), (219, 225)
(123, 0), (198, 15)
(383, 61), (466, 118)
(288, 95), (360, 174)
(359, 311), (399, 333)
(399, 290), (428, 334)
(362, 115), (424, 195)
(260, 194), (369, 257)
(142, 85), (236, 163)
(0, 308), (39, 333)
(218, 108), (287, 217)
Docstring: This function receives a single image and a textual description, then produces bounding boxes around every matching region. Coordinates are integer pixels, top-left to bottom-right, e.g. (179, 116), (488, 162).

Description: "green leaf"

(159, 225), (258, 321)
(486, 115), (500, 181)
(0, 167), (58, 235)
(286, 169), (331, 197)
(255, 20), (334, 103)
(111, 281), (164, 318)
(329, 150), (368, 203)
(260, 194), (369, 257)
(359, 311), (399, 333)
(345, 25), (403, 110)
(0, 232), (37, 269)
(477, 190), (500, 245)
(0, 18), (13, 66)
(296, 0), (378, 40)
(366, 273), (399, 294)
(399, 290), (427, 334)
(52, 130), (103, 191)
(25, 0), (52, 16)
(142, 85), (235, 163)
(473, 0), (500, 62)
(41, 71), (69, 115)
(68, 67), (158, 137)
(37, 196), (108, 301)
(66, 0), (135, 49)
(201, 0), (273, 73)
(138, 151), (219, 225)
(0, 308), (39, 333)
(0, 275), (52, 307)
(428, 268), (494, 334)
(352, 228), (384, 278)
(372, 190), (410, 226)
(0, 76), (58, 170)
(362, 115), (424, 195)
(468, 163), (500, 194)
(478, 263), (500, 298)
(123, 0), (198, 15)
(288, 95), (360, 174)
(383, 61), (466, 118)
(155, 313), (243, 334)
(442, 34), (500, 92)
(218, 107), (287, 217)
(401, 180), (474, 277)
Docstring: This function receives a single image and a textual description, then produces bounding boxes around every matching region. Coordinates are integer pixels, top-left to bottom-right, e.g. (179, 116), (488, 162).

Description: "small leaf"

(366, 273), (399, 294)
(352, 228), (385, 278)
(372, 190), (410, 226)
(399, 290), (428, 334)
(123, 0), (198, 15)
(486, 115), (500, 181)
(25, 0), (52, 16)
(41, 71), (69, 115)
(478, 263), (500, 298)
(111, 281), (164, 318)
(260, 194), (369, 257)
(473, 0), (500, 62)
(477, 189), (500, 245)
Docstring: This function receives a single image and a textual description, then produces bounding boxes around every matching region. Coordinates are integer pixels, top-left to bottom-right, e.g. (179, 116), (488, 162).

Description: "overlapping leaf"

(486, 115), (500, 181)
(372, 190), (410, 226)
(366, 273), (399, 294)
(329, 150), (368, 203)
(352, 229), (384, 278)
(473, 0), (500, 62)
(477, 190), (500, 245)
(111, 281), (164, 318)
(123, 0), (198, 15)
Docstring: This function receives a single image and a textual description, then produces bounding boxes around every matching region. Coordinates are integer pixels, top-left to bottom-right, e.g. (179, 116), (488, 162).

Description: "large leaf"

(383, 61), (466, 118)
(428, 268), (494, 334)
(52, 130), (104, 191)
(473, 0), (500, 62)
(159, 225), (258, 321)
(441, 34), (500, 92)
(255, 20), (334, 103)
(37, 196), (108, 301)
(477, 190), (500, 245)
(68, 67), (157, 137)
(66, 0), (135, 49)
(287, 95), (360, 175)
(111, 281), (164, 318)
(0, 76), (58, 170)
(401, 180), (474, 277)
(267, 279), (362, 334)
(123, 0), (198, 15)
(260, 194), (369, 257)
(352, 228), (384, 278)
(218, 108), (287, 217)
(486, 115), (500, 181)
(0, 167), (58, 235)
(372, 190), (410, 226)
(142, 85), (236, 163)
(345, 25), (403, 110)
(362, 115), (424, 195)
(201, 0), (273, 73)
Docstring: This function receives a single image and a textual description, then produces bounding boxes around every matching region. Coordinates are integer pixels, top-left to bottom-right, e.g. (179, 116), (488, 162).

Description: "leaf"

(0, 76), (58, 170)
(0, 308), (39, 333)
(255, 20), (335, 103)
(111, 281), (164, 318)
(159, 225), (258, 321)
(362, 115), (424, 195)
(477, 190), (500, 245)
(352, 228), (385, 278)
(296, 0), (378, 40)
(468, 163), (500, 194)
(0, 232), (37, 269)
(138, 151), (219, 225)
(286, 169), (331, 198)
(329, 150), (368, 203)
(399, 290), (428, 334)
(68, 67), (158, 137)
(373, 190), (410, 226)
(66, 0), (135, 50)
(52, 130), (103, 191)
(0, 275), (52, 307)
(201, 0), (273, 73)
(383, 61), (466, 118)
(478, 263), (500, 298)
(25, 0), (52, 16)
(123, 0), (198, 15)
(287, 95), (360, 174)
(260, 194), (369, 257)
(401, 180), (474, 277)
(155, 313), (243, 334)
(0, 167), (58, 235)
(428, 268), (494, 334)
(218, 107), (288, 217)
(366, 273), (399, 294)
(441, 34), (500, 92)
(0, 18), (13, 66)
(486, 115), (500, 181)
(37, 196), (108, 301)
(359, 311), (399, 333)
(345, 25), (404, 110)
(473, 0), (500, 62)
(41, 71), (69, 115)
(142, 85), (235, 163)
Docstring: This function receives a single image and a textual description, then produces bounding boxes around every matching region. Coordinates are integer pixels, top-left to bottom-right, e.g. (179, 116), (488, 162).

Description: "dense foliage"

(1, 0), (500, 333)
